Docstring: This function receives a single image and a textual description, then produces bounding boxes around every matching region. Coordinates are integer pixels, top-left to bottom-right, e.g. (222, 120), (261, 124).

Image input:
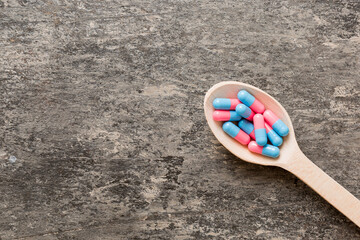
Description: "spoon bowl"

(204, 81), (360, 228)
(204, 81), (297, 167)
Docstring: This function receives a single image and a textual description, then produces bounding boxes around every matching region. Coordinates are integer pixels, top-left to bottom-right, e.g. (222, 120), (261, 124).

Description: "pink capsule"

(249, 130), (255, 140)
(237, 90), (265, 113)
(234, 130), (251, 145)
(264, 122), (271, 133)
(213, 98), (241, 110)
(263, 110), (278, 126)
(223, 122), (250, 145)
(248, 141), (263, 154)
(248, 141), (280, 158)
(263, 110), (289, 136)
(228, 99), (241, 110)
(253, 114), (267, 146)
(213, 110), (242, 121)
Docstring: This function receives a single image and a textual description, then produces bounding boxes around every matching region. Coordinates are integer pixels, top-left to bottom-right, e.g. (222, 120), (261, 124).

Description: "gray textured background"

(1, 0), (360, 239)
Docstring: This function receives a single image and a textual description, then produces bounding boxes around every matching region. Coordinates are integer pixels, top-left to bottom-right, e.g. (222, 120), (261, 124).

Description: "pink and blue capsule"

(263, 110), (289, 137)
(265, 123), (283, 146)
(237, 90), (265, 114)
(248, 141), (280, 158)
(213, 110), (242, 121)
(222, 122), (250, 145)
(213, 98), (241, 110)
(235, 104), (255, 121)
(253, 114), (267, 146)
(238, 119), (255, 140)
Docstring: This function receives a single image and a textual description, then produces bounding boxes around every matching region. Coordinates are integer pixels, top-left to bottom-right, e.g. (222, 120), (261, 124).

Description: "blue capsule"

(262, 144), (280, 158)
(237, 90), (255, 107)
(272, 120), (289, 137)
(238, 119), (255, 139)
(223, 122), (240, 137)
(255, 129), (267, 146)
(265, 123), (283, 146)
(235, 104), (255, 120)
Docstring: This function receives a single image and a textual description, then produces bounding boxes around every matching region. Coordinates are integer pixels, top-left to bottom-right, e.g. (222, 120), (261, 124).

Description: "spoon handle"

(284, 150), (360, 228)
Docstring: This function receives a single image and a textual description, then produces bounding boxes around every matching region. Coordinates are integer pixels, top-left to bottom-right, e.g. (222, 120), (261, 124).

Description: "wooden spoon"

(204, 81), (360, 227)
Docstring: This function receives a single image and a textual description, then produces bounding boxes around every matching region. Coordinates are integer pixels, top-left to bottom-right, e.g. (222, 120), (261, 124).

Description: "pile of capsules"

(213, 90), (289, 158)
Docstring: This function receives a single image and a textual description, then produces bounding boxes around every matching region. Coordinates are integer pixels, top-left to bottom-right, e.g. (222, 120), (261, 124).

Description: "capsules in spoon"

(212, 89), (289, 158)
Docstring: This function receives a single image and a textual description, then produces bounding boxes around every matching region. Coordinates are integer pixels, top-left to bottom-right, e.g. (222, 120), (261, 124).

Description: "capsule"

(253, 114), (267, 146)
(237, 90), (265, 113)
(235, 104), (255, 121)
(213, 98), (241, 110)
(222, 122), (250, 145)
(238, 119), (255, 139)
(248, 141), (280, 158)
(263, 110), (289, 136)
(265, 123), (283, 146)
(213, 110), (242, 121)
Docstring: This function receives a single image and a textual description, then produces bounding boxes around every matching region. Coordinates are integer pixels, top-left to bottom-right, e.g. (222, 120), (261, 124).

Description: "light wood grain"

(204, 81), (360, 228)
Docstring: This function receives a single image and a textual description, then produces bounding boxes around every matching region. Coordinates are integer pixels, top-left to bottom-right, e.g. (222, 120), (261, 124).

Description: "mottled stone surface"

(1, 0), (360, 239)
